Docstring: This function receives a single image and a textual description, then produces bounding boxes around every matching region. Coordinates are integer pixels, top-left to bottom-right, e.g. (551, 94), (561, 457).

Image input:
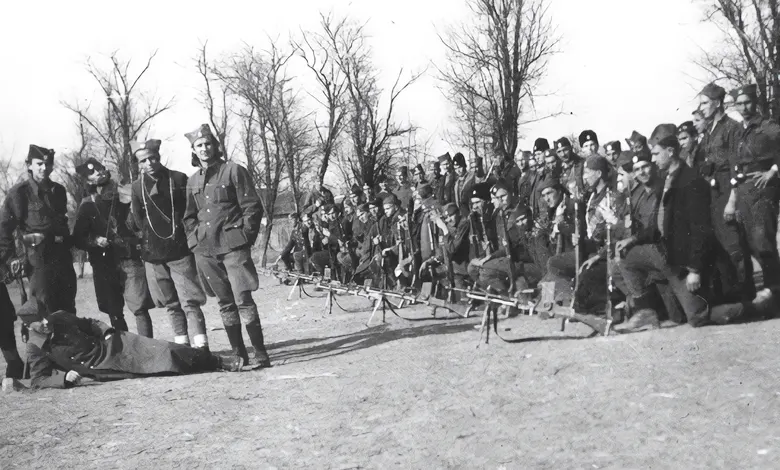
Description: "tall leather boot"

(109, 311), (129, 332)
(135, 312), (154, 338)
(224, 324), (249, 367)
(245, 320), (271, 368)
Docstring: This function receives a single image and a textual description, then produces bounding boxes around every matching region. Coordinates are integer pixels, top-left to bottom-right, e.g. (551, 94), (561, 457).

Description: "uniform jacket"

(436, 171), (457, 206)
(72, 181), (142, 262)
(492, 203), (531, 263)
(131, 167), (191, 263)
(27, 310), (215, 389)
(453, 171), (476, 216)
(640, 164), (713, 272)
(183, 160), (262, 256)
(699, 114), (741, 190)
(0, 176), (71, 261)
(444, 217), (471, 274)
(280, 222), (311, 258)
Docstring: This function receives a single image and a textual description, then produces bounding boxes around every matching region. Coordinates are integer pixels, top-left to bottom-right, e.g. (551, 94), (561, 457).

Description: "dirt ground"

(1, 275), (780, 469)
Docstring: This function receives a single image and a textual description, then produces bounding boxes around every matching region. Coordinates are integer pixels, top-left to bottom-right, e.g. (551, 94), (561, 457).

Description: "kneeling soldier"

(183, 124), (270, 368)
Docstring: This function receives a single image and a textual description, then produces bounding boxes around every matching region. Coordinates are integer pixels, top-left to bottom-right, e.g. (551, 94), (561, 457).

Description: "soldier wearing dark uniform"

(375, 194), (404, 288)
(451, 153), (475, 216)
(441, 202), (472, 290)
(309, 204), (342, 277)
(0, 145), (77, 314)
(394, 166), (414, 209)
(412, 164), (427, 190)
(471, 181), (539, 295)
(0, 281), (23, 391)
(698, 82), (749, 304)
(436, 153), (456, 206)
(72, 158), (153, 335)
(466, 183), (498, 283)
(375, 175), (393, 202)
(732, 84), (780, 298)
(182, 124), (269, 368)
(557, 136), (586, 198)
(131, 139), (210, 348)
(604, 141), (622, 165)
(625, 130), (651, 161)
(484, 152), (522, 196)
(276, 213), (311, 273)
(352, 204), (378, 285)
(677, 121), (700, 170)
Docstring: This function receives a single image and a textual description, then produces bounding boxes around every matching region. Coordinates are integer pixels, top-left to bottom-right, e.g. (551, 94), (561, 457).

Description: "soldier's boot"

(210, 353), (242, 372)
(245, 320), (272, 368)
(108, 311), (129, 332)
(224, 324), (249, 367)
(709, 301), (758, 325)
(614, 293), (659, 333)
(135, 312), (154, 338)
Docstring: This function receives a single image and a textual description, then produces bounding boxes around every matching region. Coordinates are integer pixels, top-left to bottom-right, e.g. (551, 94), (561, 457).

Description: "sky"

(0, 0), (723, 177)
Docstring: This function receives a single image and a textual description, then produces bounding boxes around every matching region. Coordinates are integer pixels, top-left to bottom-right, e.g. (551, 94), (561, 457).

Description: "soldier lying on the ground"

(18, 296), (242, 390)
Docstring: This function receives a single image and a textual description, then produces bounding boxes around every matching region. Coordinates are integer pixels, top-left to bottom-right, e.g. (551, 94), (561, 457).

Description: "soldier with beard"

(72, 158), (153, 335)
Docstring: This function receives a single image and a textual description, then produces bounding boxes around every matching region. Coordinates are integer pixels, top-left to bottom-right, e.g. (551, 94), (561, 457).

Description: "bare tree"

(63, 50), (174, 183)
(437, 0), (559, 161)
(0, 148), (24, 201)
(697, 0), (779, 120)
(194, 41), (232, 158)
(215, 43), (311, 266)
(320, 14), (423, 188)
(294, 12), (349, 186)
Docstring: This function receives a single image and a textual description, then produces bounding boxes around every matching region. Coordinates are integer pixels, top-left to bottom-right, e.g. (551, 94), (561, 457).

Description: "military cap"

(604, 141), (622, 154)
(677, 121), (697, 137)
(376, 175), (388, 184)
(537, 177), (563, 194)
(129, 139), (162, 155)
(579, 130), (598, 147)
(368, 198), (382, 208)
(399, 166), (409, 178)
(554, 137), (572, 151)
(624, 151), (652, 172)
(649, 123), (679, 148)
(734, 84), (758, 99)
(357, 203), (370, 213)
(382, 193), (399, 205)
(470, 182), (491, 201)
(443, 203), (460, 217)
(533, 138), (550, 153)
(700, 82), (726, 101)
(350, 184), (363, 196)
(625, 130), (647, 149)
(184, 124), (216, 145)
(16, 296), (44, 325)
(452, 152), (467, 168)
(413, 164), (425, 175)
(74, 157), (107, 178)
(417, 183), (433, 199)
(437, 152), (452, 164)
(585, 155), (610, 174)
(728, 88), (740, 101)
(490, 180), (511, 195)
(26, 145), (54, 166)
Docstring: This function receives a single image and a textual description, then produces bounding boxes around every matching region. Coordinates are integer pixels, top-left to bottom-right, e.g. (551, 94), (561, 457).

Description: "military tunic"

(0, 176), (76, 314)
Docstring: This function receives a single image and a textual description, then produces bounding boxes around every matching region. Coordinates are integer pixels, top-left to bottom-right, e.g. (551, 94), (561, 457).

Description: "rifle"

(604, 189), (614, 326)
(468, 212), (483, 258)
(436, 211), (456, 303)
(497, 207), (517, 295)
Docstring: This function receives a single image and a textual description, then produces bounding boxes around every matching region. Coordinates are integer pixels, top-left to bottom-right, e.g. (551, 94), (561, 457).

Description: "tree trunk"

(259, 223), (274, 268)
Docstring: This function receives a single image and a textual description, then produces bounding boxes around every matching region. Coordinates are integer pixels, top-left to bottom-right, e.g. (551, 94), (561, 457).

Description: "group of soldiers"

(2, 81), (779, 389)
(277, 82), (780, 333)
(1, 124), (272, 389)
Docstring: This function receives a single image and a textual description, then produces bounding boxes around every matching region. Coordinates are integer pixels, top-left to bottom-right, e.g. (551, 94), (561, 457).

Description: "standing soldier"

(0, 145), (76, 314)
(436, 153), (456, 206)
(394, 166), (414, 208)
(557, 136), (586, 197)
(698, 82), (748, 304)
(130, 140), (210, 348)
(0, 281), (23, 391)
(732, 84), (780, 302)
(604, 141), (622, 165)
(677, 121), (700, 169)
(182, 124), (269, 368)
(452, 153), (475, 216)
(72, 158), (153, 335)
